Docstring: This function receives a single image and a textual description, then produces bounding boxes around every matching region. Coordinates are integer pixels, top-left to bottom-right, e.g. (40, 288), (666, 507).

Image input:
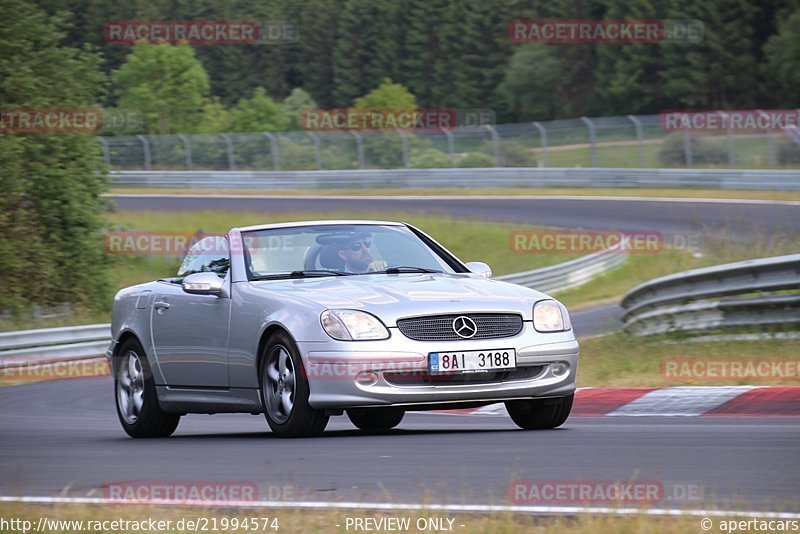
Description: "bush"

(658, 133), (727, 165)
(776, 137), (800, 165)
(457, 152), (497, 168)
(499, 142), (537, 167)
(409, 148), (451, 168)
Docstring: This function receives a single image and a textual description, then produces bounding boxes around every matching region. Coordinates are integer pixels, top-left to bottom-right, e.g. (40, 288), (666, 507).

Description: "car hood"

(250, 273), (549, 325)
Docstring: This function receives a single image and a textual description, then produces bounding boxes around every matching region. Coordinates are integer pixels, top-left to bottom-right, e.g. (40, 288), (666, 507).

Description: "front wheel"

(260, 332), (329, 438)
(347, 407), (405, 431)
(505, 394), (573, 430)
(114, 339), (180, 438)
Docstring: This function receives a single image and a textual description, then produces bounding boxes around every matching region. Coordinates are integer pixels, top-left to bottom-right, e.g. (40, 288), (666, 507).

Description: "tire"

(347, 407), (405, 431)
(260, 332), (329, 438)
(114, 338), (180, 438)
(505, 394), (573, 430)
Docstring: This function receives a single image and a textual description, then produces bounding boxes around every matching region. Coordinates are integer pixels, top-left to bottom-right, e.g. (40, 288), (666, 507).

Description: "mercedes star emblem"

(452, 316), (477, 339)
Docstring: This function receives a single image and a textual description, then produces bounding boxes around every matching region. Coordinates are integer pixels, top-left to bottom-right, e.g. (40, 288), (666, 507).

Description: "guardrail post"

(627, 115), (644, 167)
(177, 134), (192, 170)
(136, 135), (151, 170)
(581, 116), (597, 167)
(350, 131), (365, 170)
(533, 122), (548, 166)
(682, 126), (693, 166)
(441, 127), (456, 167)
(718, 111), (735, 167)
(397, 128), (410, 168)
(306, 132), (322, 170)
(219, 134), (235, 170)
(483, 124), (500, 167)
(264, 133), (280, 171)
(98, 137), (111, 166)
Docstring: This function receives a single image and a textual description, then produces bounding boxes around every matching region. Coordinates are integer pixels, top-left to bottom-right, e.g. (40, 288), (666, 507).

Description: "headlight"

(320, 310), (390, 341)
(533, 300), (570, 332)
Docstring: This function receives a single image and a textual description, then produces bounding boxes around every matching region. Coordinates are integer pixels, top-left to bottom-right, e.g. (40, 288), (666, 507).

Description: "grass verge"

(107, 187), (800, 202)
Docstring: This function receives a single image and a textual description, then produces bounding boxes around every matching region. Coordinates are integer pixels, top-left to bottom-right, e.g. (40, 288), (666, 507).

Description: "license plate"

(429, 349), (516, 375)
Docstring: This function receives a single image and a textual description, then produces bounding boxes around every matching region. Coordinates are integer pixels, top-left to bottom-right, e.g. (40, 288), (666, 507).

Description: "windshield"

(241, 224), (464, 279)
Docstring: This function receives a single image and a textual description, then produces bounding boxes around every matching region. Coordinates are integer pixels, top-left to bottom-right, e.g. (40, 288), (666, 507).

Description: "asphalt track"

(1, 195), (796, 512)
(110, 195), (800, 240)
(1, 378), (798, 510)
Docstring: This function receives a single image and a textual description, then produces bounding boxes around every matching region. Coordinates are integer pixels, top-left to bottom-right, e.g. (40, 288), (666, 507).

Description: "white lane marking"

(102, 194), (800, 206)
(608, 386), (759, 417)
(2, 495), (798, 520)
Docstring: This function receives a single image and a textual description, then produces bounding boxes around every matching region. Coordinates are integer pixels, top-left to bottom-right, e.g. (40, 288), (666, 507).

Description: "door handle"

(154, 301), (170, 310)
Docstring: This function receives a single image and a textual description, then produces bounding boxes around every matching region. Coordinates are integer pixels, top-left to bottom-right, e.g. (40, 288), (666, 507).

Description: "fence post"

(264, 133), (280, 170)
(177, 134), (192, 170)
(396, 129), (410, 167)
(350, 131), (365, 169)
(718, 111), (735, 167)
(98, 137), (111, 166)
(306, 132), (322, 170)
(441, 127), (456, 167)
(533, 121), (548, 166)
(757, 110), (775, 167)
(483, 124), (500, 166)
(682, 126), (693, 166)
(581, 116), (597, 167)
(219, 134), (235, 170)
(627, 115), (644, 167)
(136, 135), (151, 170)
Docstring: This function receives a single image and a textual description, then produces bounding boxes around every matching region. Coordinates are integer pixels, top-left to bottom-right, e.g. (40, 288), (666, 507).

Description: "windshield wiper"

(252, 270), (351, 280)
(373, 266), (442, 274)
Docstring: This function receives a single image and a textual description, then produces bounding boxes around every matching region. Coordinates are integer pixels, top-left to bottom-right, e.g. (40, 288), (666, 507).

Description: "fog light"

(551, 362), (569, 377)
(355, 371), (378, 386)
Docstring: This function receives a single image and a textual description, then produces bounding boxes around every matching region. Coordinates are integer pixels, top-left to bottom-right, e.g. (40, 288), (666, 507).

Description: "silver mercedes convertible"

(108, 220), (579, 438)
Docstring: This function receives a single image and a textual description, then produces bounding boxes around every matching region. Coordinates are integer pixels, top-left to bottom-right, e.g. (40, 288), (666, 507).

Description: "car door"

(150, 235), (231, 388)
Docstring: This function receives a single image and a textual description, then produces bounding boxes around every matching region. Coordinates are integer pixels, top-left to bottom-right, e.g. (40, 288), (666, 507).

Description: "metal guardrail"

(0, 324), (110, 367)
(110, 168), (800, 190)
(496, 243), (627, 293)
(621, 254), (800, 337)
(0, 249), (627, 366)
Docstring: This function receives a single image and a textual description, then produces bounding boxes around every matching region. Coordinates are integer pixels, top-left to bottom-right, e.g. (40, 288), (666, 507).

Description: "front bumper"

(299, 324), (579, 409)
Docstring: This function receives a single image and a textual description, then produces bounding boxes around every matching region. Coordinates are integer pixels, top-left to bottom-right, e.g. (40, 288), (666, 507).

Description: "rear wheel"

(347, 407), (405, 431)
(505, 394), (573, 430)
(114, 338), (180, 438)
(261, 332), (328, 438)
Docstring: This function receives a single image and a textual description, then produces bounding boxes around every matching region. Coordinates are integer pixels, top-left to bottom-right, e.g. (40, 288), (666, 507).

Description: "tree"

(228, 87), (289, 132)
(282, 88), (318, 130)
(0, 0), (109, 314)
(496, 44), (562, 120)
(112, 42), (210, 134)
(764, 8), (800, 106)
(354, 78), (417, 109)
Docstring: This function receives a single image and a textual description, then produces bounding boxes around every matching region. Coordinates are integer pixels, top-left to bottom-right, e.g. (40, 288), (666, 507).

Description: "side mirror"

(182, 272), (224, 296)
(465, 261), (492, 278)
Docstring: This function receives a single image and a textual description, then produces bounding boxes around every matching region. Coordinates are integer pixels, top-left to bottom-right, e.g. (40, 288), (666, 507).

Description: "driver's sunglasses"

(346, 240), (371, 251)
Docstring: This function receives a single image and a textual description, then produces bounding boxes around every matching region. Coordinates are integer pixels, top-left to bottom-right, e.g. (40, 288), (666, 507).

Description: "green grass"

(555, 229), (799, 309)
(577, 334), (800, 387)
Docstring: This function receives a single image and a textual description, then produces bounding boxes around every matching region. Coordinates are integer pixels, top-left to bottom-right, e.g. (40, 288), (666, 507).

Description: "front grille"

(396, 313), (523, 341)
(383, 365), (546, 387)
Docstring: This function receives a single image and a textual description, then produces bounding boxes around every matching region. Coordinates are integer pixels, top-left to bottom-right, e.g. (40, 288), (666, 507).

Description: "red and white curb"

(438, 386), (800, 417)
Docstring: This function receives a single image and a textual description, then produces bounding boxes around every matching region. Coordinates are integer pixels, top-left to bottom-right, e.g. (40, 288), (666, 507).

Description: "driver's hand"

(367, 260), (388, 272)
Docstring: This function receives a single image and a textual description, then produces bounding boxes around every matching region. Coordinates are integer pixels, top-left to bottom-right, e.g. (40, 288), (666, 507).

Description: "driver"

(337, 232), (388, 273)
